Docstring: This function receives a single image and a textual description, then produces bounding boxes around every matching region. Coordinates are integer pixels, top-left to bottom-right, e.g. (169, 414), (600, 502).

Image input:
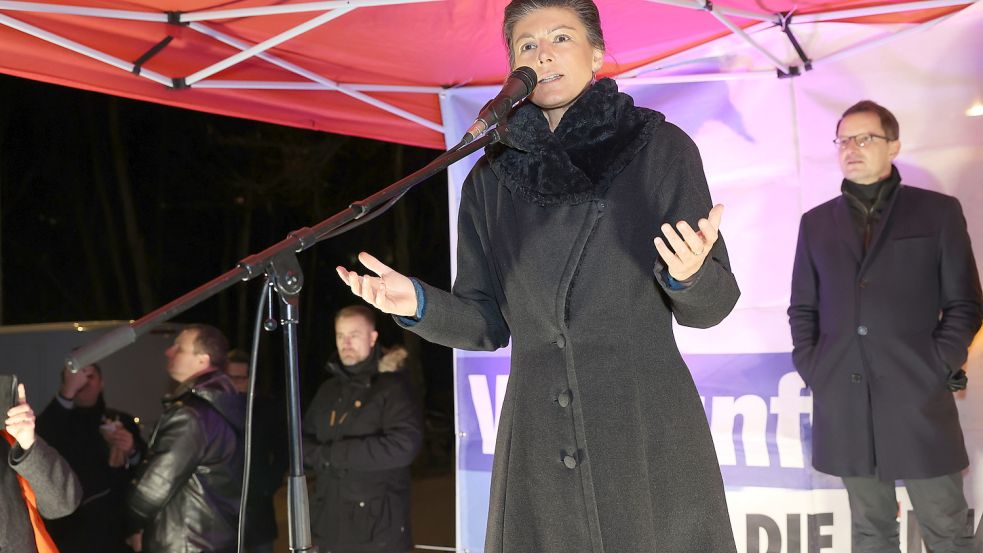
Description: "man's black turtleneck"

(840, 165), (901, 253)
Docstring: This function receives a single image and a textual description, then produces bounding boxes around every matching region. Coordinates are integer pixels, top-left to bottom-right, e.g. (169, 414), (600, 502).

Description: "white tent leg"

(189, 22), (445, 133)
(0, 12), (172, 86)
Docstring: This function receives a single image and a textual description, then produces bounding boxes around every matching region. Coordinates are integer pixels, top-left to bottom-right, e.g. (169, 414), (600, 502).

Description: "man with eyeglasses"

(789, 100), (981, 553)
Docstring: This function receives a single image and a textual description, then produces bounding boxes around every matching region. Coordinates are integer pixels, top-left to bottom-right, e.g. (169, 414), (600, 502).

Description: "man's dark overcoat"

(402, 79), (741, 553)
(789, 177), (982, 481)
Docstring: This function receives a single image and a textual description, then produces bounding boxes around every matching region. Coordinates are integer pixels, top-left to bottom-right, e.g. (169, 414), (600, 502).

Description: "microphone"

(459, 66), (538, 146)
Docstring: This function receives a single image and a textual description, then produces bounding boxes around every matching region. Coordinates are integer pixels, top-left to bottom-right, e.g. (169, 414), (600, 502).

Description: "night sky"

(0, 73), (454, 418)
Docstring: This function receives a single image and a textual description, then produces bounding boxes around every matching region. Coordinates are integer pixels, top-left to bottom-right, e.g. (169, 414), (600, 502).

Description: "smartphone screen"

(0, 374), (18, 430)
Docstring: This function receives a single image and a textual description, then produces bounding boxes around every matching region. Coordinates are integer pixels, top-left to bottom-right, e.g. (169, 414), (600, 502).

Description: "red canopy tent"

(0, 0), (974, 149)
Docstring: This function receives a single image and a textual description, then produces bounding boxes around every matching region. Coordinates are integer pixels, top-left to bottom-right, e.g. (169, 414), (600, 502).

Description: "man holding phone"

(37, 364), (147, 553)
(1, 378), (82, 553)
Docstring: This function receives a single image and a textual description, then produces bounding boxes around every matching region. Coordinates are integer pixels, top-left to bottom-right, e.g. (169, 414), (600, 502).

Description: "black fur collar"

(487, 78), (664, 206)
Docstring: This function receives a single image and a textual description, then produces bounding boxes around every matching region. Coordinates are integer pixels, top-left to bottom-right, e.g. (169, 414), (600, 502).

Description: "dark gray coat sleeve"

(396, 174), (512, 351)
(10, 436), (82, 519)
(651, 128), (740, 328)
(933, 196), (983, 370)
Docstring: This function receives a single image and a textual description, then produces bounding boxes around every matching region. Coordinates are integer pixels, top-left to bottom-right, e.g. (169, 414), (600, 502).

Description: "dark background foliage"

(0, 75), (455, 469)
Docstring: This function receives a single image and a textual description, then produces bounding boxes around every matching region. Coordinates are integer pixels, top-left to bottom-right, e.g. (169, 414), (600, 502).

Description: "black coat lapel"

(832, 196), (863, 264)
(860, 184), (903, 274)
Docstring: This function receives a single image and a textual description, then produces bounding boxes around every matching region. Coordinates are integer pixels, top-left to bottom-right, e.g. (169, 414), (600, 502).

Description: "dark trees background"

(0, 75), (454, 461)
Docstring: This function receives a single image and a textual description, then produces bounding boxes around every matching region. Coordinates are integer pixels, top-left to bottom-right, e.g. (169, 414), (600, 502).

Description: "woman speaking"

(337, 1), (740, 551)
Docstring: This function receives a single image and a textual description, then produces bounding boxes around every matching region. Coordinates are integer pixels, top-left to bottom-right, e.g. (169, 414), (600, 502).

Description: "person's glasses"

(833, 133), (889, 149)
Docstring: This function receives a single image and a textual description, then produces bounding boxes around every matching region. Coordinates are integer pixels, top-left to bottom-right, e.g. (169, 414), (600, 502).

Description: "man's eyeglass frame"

(833, 133), (893, 149)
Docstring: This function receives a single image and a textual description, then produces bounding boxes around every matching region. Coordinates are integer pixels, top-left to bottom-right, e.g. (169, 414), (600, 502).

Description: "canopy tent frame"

(0, 0), (446, 132)
(1, 0), (977, 143)
(618, 0), (974, 81)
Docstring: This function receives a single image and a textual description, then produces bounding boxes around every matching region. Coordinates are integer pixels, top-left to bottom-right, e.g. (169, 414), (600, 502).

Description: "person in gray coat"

(336, 2), (740, 552)
(789, 100), (981, 552)
(2, 382), (83, 553)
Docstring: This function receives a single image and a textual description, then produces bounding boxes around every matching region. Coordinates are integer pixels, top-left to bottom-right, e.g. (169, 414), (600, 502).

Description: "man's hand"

(59, 365), (94, 400)
(4, 384), (36, 450)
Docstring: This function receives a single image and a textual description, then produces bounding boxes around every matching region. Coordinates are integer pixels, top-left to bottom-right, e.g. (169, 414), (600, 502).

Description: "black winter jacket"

(127, 370), (245, 553)
(37, 395), (147, 553)
(303, 351), (423, 553)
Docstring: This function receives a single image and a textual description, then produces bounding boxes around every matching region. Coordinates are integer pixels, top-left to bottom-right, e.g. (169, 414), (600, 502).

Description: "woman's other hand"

(654, 204), (724, 282)
(336, 252), (418, 317)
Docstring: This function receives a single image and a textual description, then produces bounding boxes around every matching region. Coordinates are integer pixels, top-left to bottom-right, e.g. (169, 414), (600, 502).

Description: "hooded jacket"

(303, 348), (423, 553)
(127, 369), (245, 553)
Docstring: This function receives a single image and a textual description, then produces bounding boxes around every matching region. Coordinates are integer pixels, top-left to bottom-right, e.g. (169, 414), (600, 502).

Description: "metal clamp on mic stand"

(64, 123), (511, 553)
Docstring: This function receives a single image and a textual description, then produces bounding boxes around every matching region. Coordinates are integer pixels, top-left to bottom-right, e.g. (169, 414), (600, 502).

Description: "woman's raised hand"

(336, 252), (419, 317)
(654, 204), (724, 282)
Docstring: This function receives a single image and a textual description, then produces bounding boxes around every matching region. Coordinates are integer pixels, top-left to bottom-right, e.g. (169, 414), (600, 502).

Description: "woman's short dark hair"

(838, 100), (900, 141)
(503, 0), (605, 67)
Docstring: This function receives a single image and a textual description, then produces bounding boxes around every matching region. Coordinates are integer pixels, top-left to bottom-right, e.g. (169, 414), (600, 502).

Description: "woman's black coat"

(402, 80), (741, 553)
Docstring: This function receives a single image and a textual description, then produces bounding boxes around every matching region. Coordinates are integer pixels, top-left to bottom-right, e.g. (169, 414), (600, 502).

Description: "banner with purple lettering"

(454, 352), (983, 553)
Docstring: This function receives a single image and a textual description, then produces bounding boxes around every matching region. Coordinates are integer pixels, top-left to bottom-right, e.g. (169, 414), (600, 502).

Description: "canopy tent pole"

(790, 0), (975, 24)
(189, 21), (445, 133)
(620, 70), (774, 85)
(643, 0), (791, 74)
(0, 0), (439, 21)
(638, 0), (778, 23)
(0, 0), (163, 20)
(810, 8), (965, 68)
(0, 12), (173, 86)
(181, 0), (441, 22)
(614, 20), (774, 79)
(183, 8), (354, 86)
(191, 81), (443, 94)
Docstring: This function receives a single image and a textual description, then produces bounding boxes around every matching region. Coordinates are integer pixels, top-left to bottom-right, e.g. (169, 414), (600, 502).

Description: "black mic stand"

(66, 125), (508, 552)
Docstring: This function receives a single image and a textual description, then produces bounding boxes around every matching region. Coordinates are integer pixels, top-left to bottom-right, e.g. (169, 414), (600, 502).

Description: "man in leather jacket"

(303, 306), (423, 553)
(126, 324), (246, 553)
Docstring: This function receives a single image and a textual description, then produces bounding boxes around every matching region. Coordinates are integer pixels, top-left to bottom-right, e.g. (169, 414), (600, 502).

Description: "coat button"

(858, 279), (869, 288)
(562, 455), (577, 469)
(557, 390), (571, 408)
(851, 373), (863, 384)
(857, 325), (868, 336)
(358, 501), (365, 508)
(556, 335), (566, 349)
